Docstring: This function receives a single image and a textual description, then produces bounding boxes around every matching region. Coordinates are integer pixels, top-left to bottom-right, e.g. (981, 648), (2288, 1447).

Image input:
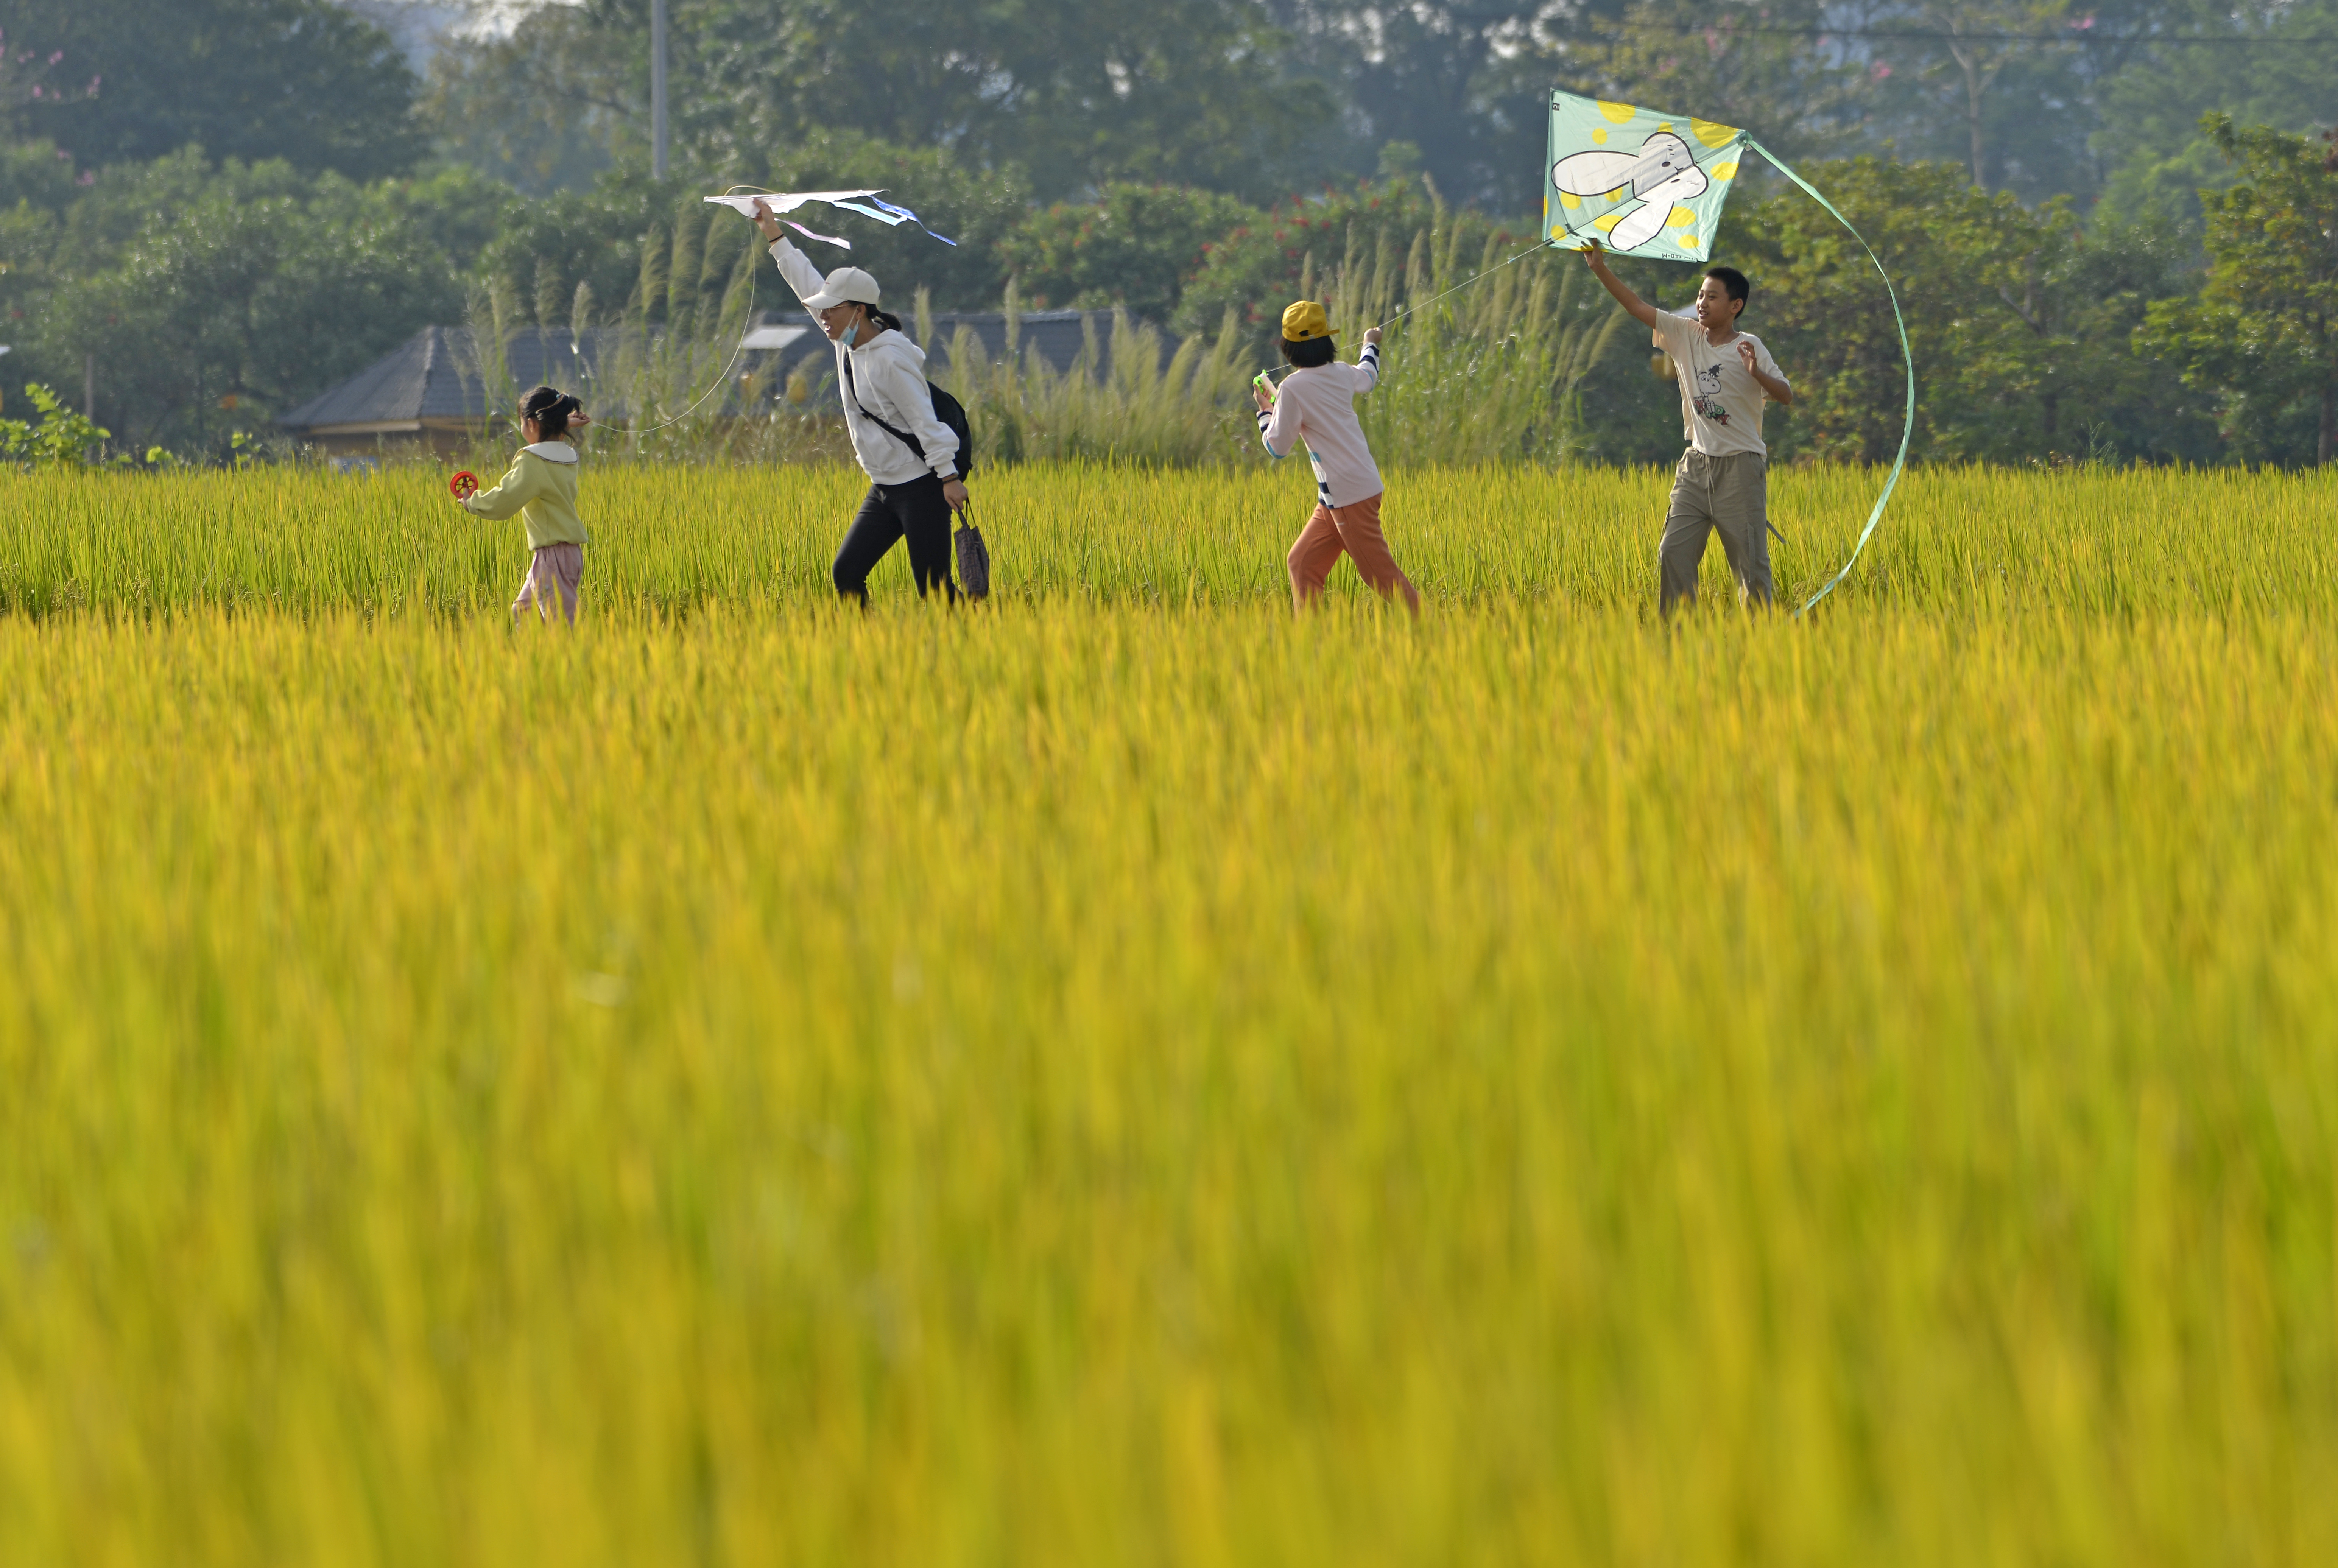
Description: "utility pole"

(651, 0), (669, 181)
(84, 353), (95, 420)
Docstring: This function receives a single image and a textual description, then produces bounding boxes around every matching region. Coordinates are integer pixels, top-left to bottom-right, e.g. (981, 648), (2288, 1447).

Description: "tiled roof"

(278, 327), (632, 431)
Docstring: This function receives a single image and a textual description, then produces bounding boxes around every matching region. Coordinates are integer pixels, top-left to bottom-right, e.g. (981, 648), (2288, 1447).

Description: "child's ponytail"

(522, 385), (584, 439)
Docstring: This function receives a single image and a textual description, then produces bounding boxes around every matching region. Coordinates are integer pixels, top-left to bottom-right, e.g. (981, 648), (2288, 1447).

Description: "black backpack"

(840, 355), (975, 479)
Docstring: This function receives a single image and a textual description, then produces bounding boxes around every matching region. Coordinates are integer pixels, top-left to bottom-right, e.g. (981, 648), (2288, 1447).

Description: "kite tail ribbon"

(784, 220), (852, 249)
(867, 197), (958, 247)
(1744, 139), (1915, 617)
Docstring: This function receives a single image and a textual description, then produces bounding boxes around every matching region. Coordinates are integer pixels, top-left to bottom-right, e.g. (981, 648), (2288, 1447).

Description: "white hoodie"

(769, 238), (963, 486)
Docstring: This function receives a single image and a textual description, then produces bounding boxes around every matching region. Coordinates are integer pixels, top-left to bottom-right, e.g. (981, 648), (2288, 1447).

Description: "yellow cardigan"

(461, 442), (589, 550)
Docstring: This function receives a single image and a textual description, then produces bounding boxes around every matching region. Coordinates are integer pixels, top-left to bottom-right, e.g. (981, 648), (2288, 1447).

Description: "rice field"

(3, 461), (2336, 1565)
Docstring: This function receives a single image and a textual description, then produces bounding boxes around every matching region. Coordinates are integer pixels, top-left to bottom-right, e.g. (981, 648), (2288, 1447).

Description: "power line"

(1590, 24), (2338, 46)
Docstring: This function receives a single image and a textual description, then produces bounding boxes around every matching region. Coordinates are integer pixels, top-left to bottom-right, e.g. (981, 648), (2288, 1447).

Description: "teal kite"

(1544, 92), (1748, 261)
(1544, 87), (1914, 613)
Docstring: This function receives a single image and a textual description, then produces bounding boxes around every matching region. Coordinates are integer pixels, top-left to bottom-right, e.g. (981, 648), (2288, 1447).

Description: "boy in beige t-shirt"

(1583, 243), (1794, 613)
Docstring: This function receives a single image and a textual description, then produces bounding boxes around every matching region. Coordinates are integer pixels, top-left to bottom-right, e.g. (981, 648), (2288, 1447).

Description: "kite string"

(1374, 237), (1556, 330)
(593, 185), (785, 437)
(1741, 139), (1916, 615)
(1259, 237), (1556, 388)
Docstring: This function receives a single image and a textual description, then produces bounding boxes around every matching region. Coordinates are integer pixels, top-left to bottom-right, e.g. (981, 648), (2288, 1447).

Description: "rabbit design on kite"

(1551, 129), (1709, 253)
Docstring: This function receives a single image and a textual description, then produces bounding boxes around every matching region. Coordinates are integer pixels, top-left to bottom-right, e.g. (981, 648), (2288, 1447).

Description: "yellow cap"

(1280, 300), (1338, 342)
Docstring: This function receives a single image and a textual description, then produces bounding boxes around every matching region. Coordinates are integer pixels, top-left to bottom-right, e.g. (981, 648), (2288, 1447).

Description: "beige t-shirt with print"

(1651, 309), (1787, 458)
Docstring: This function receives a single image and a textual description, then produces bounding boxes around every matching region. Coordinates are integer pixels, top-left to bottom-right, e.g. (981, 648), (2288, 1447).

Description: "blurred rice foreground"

(1, 463), (2335, 1564)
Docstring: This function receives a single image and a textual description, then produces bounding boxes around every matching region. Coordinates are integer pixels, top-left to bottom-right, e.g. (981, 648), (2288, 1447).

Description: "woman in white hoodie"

(750, 198), (970, 604)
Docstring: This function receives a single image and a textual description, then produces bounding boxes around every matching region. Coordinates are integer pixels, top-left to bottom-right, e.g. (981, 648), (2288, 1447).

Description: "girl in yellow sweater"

(455, 386), (593, 624)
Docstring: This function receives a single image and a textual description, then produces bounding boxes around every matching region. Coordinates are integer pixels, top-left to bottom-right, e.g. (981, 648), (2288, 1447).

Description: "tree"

(32, 151), (464, 452)
(418, 2), (627, 195)
(998, 185), (1264, 323)
(1720, 156), (2211, 465)
(1262, 2), (1627, 210)
(2139, 115), (2338, 465)
(1171, 175), (1527, 339)
(485, 1), (1333, 205)
(5, 0), (422, 179)
(1562, 0), (1874, 172)
(2091, 0), (2338, 236)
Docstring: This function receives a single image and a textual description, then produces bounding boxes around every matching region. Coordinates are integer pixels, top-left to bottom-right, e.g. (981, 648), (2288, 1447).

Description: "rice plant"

(3, 462), (2334, 618)
(3, 465), (2336, 1563)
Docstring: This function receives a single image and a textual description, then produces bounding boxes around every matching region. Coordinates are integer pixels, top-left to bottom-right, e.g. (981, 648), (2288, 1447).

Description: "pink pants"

(512, 543), (583, 624)
(1286, 492), (1419, 615)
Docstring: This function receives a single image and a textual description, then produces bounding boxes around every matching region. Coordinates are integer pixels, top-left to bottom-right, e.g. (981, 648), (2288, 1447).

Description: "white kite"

(1550, 129), (1712, 252)
(702, 189), (957, 249)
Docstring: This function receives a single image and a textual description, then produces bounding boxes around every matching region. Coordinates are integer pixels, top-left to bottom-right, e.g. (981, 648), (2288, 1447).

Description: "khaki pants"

(1287, 492), (1420, 615)
(512, 542), (583, 624)
(1660, 450), (1772, 615)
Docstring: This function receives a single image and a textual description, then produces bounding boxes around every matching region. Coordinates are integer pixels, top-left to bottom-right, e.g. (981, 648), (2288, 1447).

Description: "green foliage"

(1172, 176), (1522, 341)
(1268, 1), (1605, 210)
(4, 0), (422, 181)
(481, 139), (1033, 335)
(2138, 115), (2338, 466)
(31, 151), (464, 453)
(0, 381), (109, 467)
(752, 132), (1034, 311)
(564, 0), (1332, 204)
(1579, 0), (1876, 172)
(998, 184), (1263, 323)
(933, 287), (1263, 467)
(417, 2), (623, 197)
(478, 172), (676, 336)
(1722, 157), (2213, 465)
(1321, 215), (1631, 466)
(0, 139), (85, 212)
(2090, 0), (2338, 237)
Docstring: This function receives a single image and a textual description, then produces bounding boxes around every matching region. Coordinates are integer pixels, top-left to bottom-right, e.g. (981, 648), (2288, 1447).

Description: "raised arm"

(1581, 241), (1663, 331)
(750, 200), (827, 322)
(1354, 325), (1384, 394)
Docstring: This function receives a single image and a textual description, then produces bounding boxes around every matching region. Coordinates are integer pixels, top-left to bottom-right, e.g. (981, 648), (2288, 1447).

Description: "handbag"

(953, 497), (992, 603)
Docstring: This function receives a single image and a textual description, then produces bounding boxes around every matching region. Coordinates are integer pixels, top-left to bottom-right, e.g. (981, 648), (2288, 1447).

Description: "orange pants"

(1286, 492), (1419, 614)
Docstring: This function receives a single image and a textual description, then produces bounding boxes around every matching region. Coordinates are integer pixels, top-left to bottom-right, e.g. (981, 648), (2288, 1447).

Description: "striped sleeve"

(1258, 392), (1293, 460)
(1355, 342), (1382, 394)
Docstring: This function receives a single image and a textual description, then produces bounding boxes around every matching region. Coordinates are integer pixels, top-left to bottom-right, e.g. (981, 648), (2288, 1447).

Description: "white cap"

(802, 265), (882, 311)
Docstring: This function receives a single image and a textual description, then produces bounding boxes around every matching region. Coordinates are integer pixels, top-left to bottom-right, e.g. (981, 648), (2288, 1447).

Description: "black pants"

(833, 475), (956, 604)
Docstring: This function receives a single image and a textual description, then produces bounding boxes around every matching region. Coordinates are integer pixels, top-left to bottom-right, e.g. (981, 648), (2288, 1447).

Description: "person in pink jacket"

(1252, 300), (1419, 617)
